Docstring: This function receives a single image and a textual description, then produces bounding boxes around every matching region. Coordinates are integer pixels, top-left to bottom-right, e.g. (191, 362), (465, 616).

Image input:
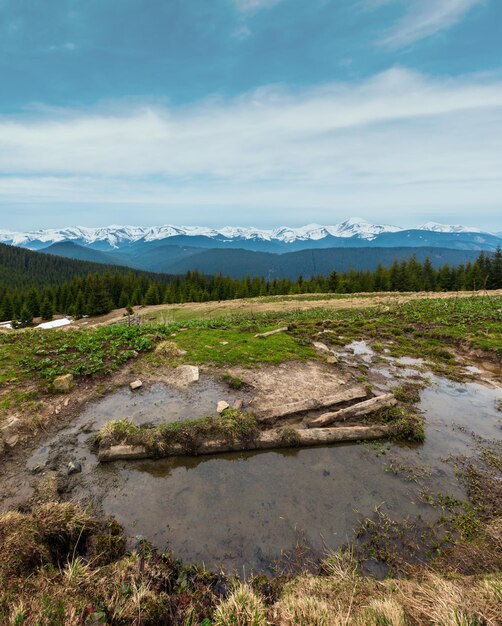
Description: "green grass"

(172, 327), (315, 365)
(0, 324), (172, 423)
(2, 294), (500, 428)
(97, 409), (260, 456)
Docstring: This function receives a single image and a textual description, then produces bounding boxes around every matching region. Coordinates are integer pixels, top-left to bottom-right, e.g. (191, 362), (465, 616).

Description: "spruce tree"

(40, 297), (54, 321)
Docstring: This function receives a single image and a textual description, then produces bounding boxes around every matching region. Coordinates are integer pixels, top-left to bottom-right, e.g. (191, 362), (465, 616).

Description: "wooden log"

(256, 385), (367, 422)
(98, 424), (391, 462)
(254, 326), (289, 338)
(98, 444), (150, 462)
(307, 394), (397, 428)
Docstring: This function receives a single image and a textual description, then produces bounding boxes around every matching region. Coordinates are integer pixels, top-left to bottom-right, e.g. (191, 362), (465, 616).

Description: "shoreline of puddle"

(12, 340), (501, 575)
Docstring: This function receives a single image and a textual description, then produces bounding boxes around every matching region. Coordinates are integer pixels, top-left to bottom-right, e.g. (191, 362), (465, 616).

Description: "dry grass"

(1, 504), (500, 625)
(268, 552), (502, 626)
(212, 584), (268, 626)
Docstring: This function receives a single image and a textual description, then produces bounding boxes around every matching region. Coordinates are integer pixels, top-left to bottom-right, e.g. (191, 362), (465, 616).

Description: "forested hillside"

(163, 246), (481, 279)
(1, 242), (501, 325)
(0, 241), (143, 289)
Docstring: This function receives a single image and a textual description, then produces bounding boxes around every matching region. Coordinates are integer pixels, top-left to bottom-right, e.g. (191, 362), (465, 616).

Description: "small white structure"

(36, 317), (72, 330)
(0, 321), (13, 330)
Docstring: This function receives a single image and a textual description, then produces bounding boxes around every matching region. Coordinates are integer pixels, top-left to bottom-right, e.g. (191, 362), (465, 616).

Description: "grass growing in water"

(97, 409), (260, 456)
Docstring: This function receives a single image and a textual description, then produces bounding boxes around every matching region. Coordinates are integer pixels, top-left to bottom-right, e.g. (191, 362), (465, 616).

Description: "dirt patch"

(228, 361), (353, 416)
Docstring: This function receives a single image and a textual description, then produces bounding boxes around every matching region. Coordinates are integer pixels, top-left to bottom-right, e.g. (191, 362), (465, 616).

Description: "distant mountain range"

(1, 218), (499, 279)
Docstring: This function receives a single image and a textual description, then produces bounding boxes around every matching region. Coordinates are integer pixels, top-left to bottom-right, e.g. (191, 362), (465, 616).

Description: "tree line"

(1, 248), (501, 326)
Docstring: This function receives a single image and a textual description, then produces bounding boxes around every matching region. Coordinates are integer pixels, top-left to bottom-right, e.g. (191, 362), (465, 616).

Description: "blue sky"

(1, 0), (501, 231)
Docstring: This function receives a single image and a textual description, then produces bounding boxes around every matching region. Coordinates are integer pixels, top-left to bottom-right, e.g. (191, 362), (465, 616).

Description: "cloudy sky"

(1, 0), (501, 231)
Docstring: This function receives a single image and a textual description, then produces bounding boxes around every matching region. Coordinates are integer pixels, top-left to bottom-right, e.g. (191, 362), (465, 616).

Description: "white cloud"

(0, 67), (501, 227)
(233, 0), (284, 13)
(233, 24), (252, 40)
(372, 0), (484, 49)
(48, 41), (76, 52)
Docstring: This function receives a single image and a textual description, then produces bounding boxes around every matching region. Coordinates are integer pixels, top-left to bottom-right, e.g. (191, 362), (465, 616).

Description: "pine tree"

(40, 297), (54, 321)
(19, 303), (33, 327)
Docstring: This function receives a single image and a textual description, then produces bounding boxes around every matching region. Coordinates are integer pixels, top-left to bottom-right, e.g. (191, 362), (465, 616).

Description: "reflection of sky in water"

(25, 369), (501, 574)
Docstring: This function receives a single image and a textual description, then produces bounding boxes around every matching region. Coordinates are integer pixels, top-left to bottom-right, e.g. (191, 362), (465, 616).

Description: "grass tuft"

(213, 584), (268, 626)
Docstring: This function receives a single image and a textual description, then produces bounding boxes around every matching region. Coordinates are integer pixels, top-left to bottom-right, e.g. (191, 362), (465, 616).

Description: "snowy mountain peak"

(0, 219), (497, 250)
(419, 222), (482, 234)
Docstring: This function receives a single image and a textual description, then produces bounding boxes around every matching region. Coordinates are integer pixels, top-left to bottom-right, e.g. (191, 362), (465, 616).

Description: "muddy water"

(32, 370), (495, 574)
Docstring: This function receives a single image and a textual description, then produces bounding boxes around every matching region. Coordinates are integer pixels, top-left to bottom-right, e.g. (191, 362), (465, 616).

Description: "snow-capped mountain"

(0, 218), (405, 249)
(0, 218), (498, 254)
(418, 222), (483, 234)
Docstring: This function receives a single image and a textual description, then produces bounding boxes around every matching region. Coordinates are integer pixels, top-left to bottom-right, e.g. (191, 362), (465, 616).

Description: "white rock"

(1, 416), (21, 448)
(217, 401), (230, 414)
(313, 341), (331, 353)
(130, 380), (143, 391)
(175, 365), (199, 385)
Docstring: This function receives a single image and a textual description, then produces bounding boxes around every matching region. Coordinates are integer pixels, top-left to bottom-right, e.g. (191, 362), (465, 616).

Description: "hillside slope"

(164, 246), (482, 279)
(0, 242), (155, 290)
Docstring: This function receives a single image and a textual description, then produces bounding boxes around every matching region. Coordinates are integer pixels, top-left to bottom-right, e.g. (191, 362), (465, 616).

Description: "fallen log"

(98, 444), (152, 462)
(307, 393), (397, 428)
(254, 327), (289, 338)
(98, 423), (391, 462)
(256, 385), (367, 423)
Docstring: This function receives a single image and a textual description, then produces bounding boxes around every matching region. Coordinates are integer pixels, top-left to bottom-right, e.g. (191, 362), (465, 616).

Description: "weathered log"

(98, 424), (391, 462)
(98, 444), (150, 462)
(307, 393), (397, 428)
(256, 385), (367, 422)
(254, 326), (289, 338)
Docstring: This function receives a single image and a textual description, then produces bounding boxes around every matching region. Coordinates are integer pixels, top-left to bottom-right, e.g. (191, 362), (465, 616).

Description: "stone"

(217, 401), (230, 414)
(4, 434), (19, 448)
(221, 341), (229, 345)
(326, 355), (338, 364)
(67, 461), (82, 475)
(53, 373), (74, 393)
(1, 416), (21, 448)
(312, 341), (332, 354)
(130, 380), (143, 391)
(233, 399), (244, 410)
(175, 365), (199, 385)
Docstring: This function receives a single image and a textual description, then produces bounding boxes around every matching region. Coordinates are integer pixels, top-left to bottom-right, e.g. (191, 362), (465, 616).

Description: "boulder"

(217, 401), (230, 414)
(175, 365), (199, 385)
(129, 380), (143, 391)
(53, 373), (74, 393)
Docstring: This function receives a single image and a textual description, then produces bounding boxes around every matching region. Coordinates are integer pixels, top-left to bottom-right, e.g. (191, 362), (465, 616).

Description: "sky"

(0, 0), (501, 231)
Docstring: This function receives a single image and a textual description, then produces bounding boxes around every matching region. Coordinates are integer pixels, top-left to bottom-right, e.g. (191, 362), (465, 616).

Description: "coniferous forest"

(0, 241), (501, 325)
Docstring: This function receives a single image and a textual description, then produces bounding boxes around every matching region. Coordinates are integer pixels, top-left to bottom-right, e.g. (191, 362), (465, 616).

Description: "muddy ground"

(1, 334), (500, 573)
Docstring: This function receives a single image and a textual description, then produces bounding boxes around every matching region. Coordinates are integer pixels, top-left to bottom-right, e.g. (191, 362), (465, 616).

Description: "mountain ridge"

(1, 217), (496, 250)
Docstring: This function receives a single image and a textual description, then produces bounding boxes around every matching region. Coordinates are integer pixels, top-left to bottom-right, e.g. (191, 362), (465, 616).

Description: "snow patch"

(36, 318), (72, 330)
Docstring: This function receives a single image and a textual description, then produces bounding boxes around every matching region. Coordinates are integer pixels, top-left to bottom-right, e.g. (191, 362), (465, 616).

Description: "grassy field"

(1, 294), (501, 434)
(1, 292), (501, 624)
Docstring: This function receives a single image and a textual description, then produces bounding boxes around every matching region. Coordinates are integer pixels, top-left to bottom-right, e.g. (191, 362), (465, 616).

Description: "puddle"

(27, 378), (248, 472)
(22, 371), (502, 575)
(342, 340), (375, 363)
